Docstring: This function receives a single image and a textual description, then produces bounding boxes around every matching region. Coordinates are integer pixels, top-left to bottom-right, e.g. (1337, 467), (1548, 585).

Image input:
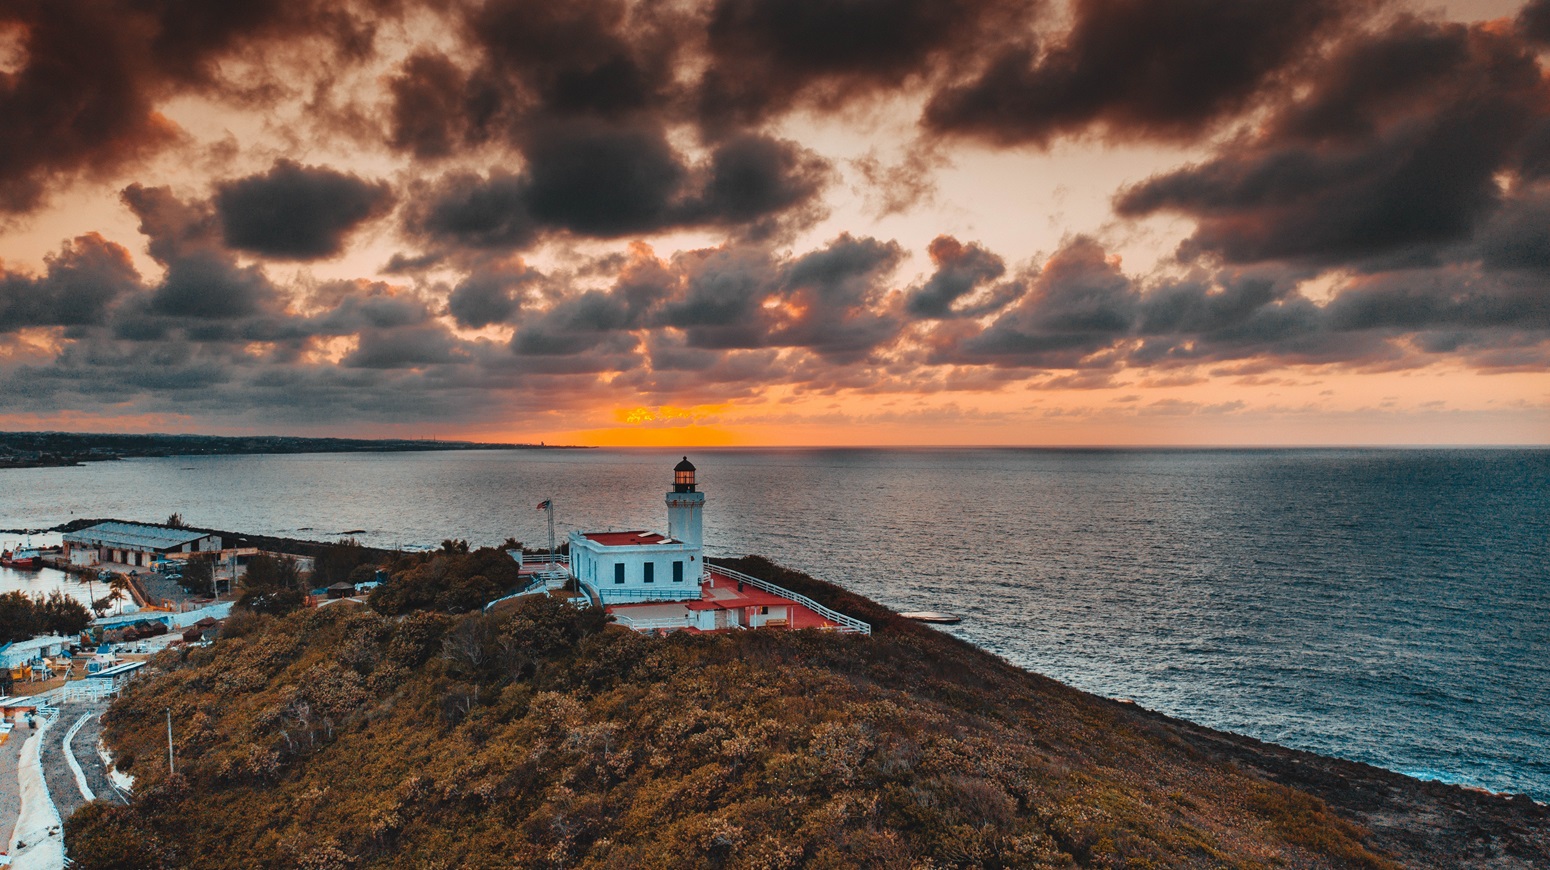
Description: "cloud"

(1114, 18), (1548, 267)
(0, 0), (384, 215)
(446, 261), (541, 329)
(214, 159), (394, 260)
(386, 53), (480, 160)
(1520, 0), (1550, 45)
(121, 183), (282, 320)
(950, 236), (1138, 367)
(924, 0), (1358, 146)
(0, 234), (142, 332)
(697, 0), (1030, 133)
(905, 235), (1010, 318)
(519, 119), (687, 236)
(769, 234), (905, 363)
(407, 125), (829, 251)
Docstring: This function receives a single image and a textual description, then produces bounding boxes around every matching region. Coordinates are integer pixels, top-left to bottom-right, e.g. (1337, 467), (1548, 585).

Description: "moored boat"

(0, 549), (41, 569)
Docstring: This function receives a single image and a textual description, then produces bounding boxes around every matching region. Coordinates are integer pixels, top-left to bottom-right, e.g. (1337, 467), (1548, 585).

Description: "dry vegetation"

(65, 556), (1416, 869)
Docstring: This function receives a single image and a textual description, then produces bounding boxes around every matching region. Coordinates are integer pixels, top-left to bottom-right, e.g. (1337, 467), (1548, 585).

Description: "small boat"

(2, 533), (47, 569)
(0, 549), (41, 570)
(901, 611), (963, 624)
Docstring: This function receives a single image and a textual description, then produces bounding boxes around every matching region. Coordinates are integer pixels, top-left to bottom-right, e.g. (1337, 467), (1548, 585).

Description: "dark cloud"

(447, 262), (541, 329)
(122, 183), (280, 319)
(1519, 0), (1550, 45)
(698, 0), (1026, 133)
(951, 237), (1138, 367)
(1473, 186), (1550, 274)
(511, 290), (641, 356)
(382, 53), (471, 159)
(679, 133), (831, 236)
(1324, 268), (1550, 333)
(407, 127), (828, 251)
(520, 119), (686, 236)
(408, 172), (537, 251)
(924, 0), (1357, 146)
(381, 0), (683, 163)
(0, 0), (385, 214)
(469, 0), (680, 121)
(771, 234), (904, 362)
(0, 234), (141, 332)
(343, 323), (464, 369)
(1115, 19), (1547, 267)
(905, 235), (1010, 318)
(214, 160), (394, 260)
(150, 253), (275, 320)
(658, 246), (776, 349)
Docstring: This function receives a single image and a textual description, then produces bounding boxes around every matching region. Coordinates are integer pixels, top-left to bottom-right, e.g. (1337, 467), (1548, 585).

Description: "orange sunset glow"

(1, 0), (1547, 445)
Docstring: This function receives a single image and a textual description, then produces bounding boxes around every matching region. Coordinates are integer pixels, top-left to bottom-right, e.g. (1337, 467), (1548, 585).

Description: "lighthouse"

(666, 456), (704, 550)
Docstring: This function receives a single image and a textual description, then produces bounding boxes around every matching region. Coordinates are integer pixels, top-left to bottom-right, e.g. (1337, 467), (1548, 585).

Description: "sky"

(0, 0), (1547, 446)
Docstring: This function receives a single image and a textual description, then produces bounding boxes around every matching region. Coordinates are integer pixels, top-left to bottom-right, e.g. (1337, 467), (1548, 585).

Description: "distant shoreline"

(0, 431), (591, 470)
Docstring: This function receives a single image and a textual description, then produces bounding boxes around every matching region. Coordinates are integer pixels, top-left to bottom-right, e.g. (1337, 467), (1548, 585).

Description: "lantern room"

(673, 456), (697, 492)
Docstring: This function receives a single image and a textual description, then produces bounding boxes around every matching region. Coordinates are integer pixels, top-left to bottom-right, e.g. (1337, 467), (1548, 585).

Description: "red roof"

(581, 530), (670, 546)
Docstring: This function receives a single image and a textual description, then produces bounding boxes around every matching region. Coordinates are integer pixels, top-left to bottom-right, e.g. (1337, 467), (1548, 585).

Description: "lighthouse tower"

(666, 456), (704, 550)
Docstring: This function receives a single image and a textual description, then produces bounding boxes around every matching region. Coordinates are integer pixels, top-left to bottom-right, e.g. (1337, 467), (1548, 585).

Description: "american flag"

(536, 499), (552, 510)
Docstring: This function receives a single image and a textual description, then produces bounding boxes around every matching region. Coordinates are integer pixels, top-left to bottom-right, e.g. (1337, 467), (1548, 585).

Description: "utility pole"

(166, 707), (174, 775)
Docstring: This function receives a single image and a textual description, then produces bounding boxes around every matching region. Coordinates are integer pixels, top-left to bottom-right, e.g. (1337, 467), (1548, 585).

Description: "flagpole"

(547, 499), (556, 567)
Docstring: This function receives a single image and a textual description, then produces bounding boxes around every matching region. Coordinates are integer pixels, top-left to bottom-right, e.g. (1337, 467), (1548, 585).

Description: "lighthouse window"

(673, 561), (684, 582)
(613, 563), (625, 584)
(644, 562), (655, 583)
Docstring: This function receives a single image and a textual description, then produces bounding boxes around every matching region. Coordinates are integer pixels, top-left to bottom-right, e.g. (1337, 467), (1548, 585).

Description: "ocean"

(2, 447), (1546, 799)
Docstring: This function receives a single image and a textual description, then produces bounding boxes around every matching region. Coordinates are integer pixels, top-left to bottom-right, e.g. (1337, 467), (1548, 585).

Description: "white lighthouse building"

(568, 457), (705, 604)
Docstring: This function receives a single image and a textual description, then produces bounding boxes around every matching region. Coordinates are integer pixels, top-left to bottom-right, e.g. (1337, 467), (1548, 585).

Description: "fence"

(706, 565), (871, 635)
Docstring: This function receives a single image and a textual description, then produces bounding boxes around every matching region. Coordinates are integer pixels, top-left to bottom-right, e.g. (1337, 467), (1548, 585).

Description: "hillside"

(65, 557), (1548, 869)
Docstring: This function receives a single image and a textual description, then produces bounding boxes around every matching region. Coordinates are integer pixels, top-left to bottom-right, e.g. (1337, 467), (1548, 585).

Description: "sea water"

(1, 447), (1545, 799)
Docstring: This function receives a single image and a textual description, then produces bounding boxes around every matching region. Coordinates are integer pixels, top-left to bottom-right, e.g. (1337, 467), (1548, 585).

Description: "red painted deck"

(606, 569), (842, 632)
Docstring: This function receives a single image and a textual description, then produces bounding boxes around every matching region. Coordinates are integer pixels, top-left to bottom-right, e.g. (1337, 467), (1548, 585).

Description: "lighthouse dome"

(673, 456), (696, 491)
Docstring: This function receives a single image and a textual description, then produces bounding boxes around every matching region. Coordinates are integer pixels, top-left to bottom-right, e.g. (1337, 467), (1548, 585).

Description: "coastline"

(13, 519), (1546, 863)
(0, 430), (592, 472)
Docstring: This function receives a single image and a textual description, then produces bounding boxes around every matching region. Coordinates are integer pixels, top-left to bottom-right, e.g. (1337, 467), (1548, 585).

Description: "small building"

(86, 660), (145, 689)
(0, 636), (71, 669)
(325, 582), (356, 600)
(63, 522), (222, 570)
(568, 457), (704, 605)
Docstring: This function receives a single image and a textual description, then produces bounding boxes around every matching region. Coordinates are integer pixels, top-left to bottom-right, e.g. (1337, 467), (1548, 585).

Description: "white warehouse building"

(569, 457), (705, 605)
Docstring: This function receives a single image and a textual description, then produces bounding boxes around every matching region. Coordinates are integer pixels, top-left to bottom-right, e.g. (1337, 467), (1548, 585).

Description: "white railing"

(610, 614), (694, 632)
(482, 573), (572, 611)
(33, 681), (118, 706)
(707, 565), (871, 635)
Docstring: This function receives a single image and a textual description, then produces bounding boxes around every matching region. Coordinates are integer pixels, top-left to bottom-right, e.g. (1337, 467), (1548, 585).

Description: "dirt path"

(38, 700), (122, 824)
(0, 722), (27, 855)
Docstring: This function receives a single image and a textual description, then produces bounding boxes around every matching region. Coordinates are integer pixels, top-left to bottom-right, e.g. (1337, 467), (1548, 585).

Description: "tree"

(237, 555), (306, 616)
(107, 576), (129, 616)
(315, 539), (370, 586)
(166, 512), (187, 529)
(0, 590), (39, 642)
(179, 556), (215, 597)
(39, 590), (90, 636)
